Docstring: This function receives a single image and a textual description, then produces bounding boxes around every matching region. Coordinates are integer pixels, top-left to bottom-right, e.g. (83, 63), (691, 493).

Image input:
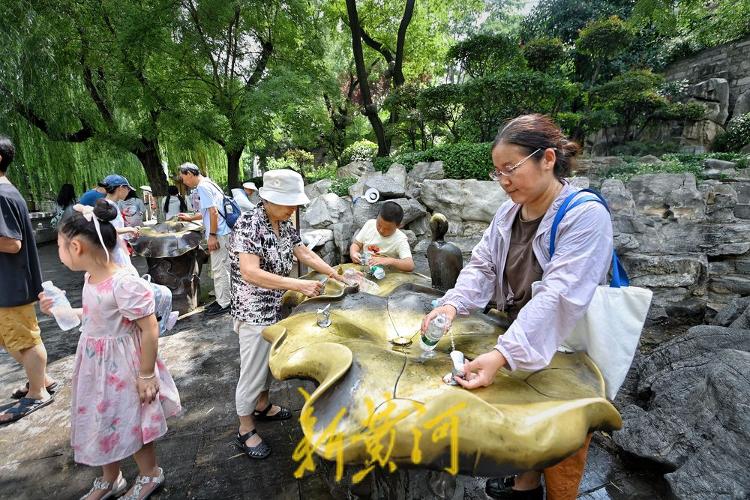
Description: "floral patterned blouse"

(230, 203), (301, 325)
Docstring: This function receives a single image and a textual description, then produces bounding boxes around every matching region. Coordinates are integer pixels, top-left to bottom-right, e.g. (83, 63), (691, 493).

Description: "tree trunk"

(135, 139), (168, 197)
(345, 0), (389, 157)
(227, 148), (243, 189)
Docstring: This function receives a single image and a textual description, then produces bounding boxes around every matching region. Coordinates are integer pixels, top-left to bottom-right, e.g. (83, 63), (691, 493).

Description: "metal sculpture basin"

(127, 220), (206, 314)
(129, 221), (204, 258)
(263, 265), (622, 477)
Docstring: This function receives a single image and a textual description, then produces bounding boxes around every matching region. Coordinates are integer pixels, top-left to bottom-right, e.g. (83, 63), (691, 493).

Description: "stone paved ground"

(0, 244), (670, 499)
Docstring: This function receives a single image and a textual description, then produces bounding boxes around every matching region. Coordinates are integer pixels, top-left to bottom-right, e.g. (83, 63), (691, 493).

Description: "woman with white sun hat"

(228, 169), (346, 459)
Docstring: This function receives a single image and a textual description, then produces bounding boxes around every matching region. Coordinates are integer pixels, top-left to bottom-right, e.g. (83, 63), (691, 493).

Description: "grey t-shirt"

(0, 179), (43, 307)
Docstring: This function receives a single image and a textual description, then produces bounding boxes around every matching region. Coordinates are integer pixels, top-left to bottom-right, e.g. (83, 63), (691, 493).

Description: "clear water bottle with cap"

(420, 313), (448, 351)
(42, 281), (80, 331)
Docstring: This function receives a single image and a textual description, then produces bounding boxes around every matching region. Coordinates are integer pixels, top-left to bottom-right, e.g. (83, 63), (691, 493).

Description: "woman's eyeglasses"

(489, 148), (542, 180)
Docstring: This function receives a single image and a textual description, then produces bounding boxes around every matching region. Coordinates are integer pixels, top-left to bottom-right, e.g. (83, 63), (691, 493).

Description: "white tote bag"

(549, 190), (652, 400)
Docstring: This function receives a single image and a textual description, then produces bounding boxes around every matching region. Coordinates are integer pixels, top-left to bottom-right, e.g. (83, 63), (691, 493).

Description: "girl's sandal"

(79, 472), (127, 500)
(121, 467), (164, 500)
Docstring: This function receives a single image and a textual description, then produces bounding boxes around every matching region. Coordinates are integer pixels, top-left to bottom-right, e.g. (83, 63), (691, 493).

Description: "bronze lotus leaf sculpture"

(264, 265), (622, 477)
(128, 220), (204, 258)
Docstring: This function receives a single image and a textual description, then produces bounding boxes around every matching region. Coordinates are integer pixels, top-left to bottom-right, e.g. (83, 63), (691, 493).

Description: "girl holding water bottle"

(39, 200), (181, 500)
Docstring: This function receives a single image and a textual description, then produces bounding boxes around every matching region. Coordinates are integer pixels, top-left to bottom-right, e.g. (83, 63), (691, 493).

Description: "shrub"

(284, 149), (314, 168)
(713, 113), (750, 152)
(373, 142), (493, 180)
(523, 37), (565, 72)
(305, 163), (338, 183)
(446, 33), (524, 78)
(340, 140), (378, 165)
(330, 176), (357, 197)
(576, 16), (634, 63)
(604, 159), (703, 182)
(437, 142), (494, 179)
(609, 140), (682, 157)
(461, 70), (579, 142)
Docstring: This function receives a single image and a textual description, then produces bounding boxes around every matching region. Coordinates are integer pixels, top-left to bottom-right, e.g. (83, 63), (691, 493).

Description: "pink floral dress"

(71, 270), (181, 466)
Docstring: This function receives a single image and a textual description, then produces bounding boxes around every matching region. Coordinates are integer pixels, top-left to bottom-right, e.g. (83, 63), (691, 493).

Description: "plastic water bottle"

(42, 281), (80, 331)
(420, 314), (448, 351)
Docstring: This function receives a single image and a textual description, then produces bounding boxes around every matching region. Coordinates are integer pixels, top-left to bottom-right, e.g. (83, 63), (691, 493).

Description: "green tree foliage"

(576, 16), (634, 62)
(523, 37), (566, 73)
(0, 0), (180, 195)
(587, 69), (703, 142)
(173, 0), (325, 188)
(341, 140), (379, 164)
(446, 33), (524, 79)
(461, 71), (579, 142)
(417, 84), (464, 143)
(632, 0), (750, 50)
(576, 16), (634, 87)
(713, 113), (750, 152)
(522, 0), (633, 44)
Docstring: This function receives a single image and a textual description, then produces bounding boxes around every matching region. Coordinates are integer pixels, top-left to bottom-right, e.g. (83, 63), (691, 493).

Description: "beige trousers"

(211, 233), (231, 308)
(234, 320), (272, 416)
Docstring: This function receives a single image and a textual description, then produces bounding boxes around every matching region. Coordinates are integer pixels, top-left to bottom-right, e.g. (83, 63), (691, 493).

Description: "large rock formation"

(614, 321), (750, 499)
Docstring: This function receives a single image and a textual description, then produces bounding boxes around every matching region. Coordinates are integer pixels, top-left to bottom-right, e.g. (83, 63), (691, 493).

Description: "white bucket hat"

(259, 169), (310, 206)
(242, 181), (257, 191)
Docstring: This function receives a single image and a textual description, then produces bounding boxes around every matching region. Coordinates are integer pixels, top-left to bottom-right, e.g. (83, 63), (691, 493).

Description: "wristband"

(210, 232), (217, 236)
(138, 373), (156, 380)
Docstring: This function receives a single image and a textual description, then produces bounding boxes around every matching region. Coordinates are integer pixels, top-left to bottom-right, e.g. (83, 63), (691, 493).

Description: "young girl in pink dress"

(40, 200), (181, 500)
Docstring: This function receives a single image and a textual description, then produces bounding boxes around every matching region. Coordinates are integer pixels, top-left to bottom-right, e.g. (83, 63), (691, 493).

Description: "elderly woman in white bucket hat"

(229, 169), (346, 460)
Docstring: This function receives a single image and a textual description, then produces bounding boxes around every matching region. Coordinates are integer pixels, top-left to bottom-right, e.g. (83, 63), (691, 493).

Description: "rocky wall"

(301, 159), (750, 324)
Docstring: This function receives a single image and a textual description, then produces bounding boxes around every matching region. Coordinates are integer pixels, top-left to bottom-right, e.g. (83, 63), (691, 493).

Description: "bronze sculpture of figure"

(427, 213), (463, 291)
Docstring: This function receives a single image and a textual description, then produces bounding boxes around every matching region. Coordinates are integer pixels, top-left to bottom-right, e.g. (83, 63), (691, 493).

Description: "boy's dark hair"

(379, 201), (404, 224)
(0, 136), (16, 172)
(59, 199), (118, 251)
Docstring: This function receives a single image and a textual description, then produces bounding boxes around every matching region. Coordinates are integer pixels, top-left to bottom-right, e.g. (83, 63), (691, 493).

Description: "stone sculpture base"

(145, 249), (204, 314)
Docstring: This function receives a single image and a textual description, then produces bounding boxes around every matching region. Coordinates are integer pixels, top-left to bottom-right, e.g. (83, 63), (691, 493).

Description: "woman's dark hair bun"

(93, 198), (118, 223)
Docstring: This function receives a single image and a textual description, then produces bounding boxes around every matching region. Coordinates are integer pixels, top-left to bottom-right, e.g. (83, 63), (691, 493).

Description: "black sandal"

(11, 380), (59, 400)
(253, 403), (291, 421)
(235, 430), (271, 460)
(485, 477), (543, 500)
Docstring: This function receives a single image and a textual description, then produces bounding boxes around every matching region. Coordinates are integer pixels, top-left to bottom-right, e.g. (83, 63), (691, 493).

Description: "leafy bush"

(305, 163), (338, 183)
(437, 143), (494, 179)
(576, 16), (634, 62)
(604, 159), (703, 182)
(713, 113), (750, 152)
(373, 142), (493, 180)
(340, 140), (378, 165)
(330, 176), (357, 197)
(461, 70), (579, 142)
(284, 149), (314, 168)
(446, 33), (524, 78)
(603, 152), (750, 182)
(609, 141), (682, 157)
(266, 157), (297, 171)
(523, 37), (565, 72)
(589, 70), (669, 140)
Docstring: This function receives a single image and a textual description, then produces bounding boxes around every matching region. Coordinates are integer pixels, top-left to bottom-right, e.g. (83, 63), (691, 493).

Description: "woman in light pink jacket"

(421, 114), (613, 500)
